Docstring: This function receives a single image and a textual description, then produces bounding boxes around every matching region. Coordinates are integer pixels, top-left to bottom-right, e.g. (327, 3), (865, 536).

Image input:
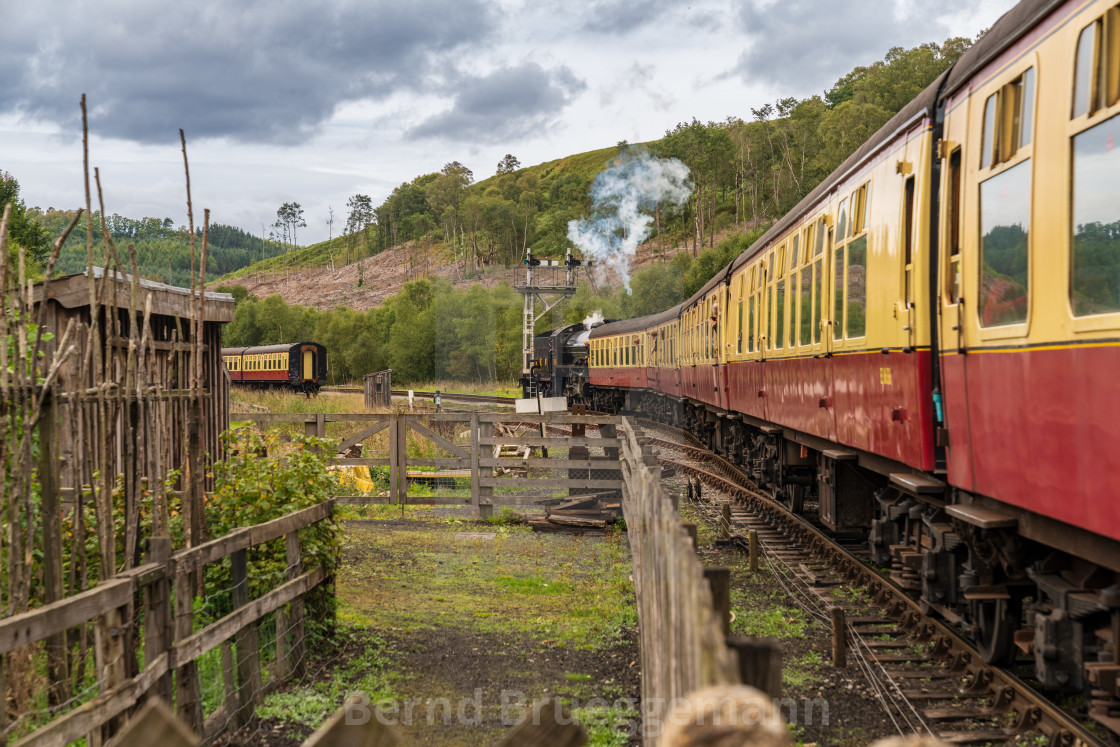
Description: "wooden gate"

(237, 411), (624, 509)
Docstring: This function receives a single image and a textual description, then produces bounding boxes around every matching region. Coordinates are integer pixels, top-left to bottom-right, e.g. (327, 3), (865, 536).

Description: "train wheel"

(973, 598), (1017, 665)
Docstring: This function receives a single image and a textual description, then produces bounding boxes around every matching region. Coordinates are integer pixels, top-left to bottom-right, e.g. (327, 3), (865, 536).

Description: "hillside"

(218, 37), (971, 312)
(30, 209), (286, 286)
(226, 232), (675, 312)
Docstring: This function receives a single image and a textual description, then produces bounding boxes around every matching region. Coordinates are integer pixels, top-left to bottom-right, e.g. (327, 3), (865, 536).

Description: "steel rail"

(647, 429), (1104, 747)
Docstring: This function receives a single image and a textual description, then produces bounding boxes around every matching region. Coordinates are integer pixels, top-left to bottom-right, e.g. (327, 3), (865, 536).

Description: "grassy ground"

(253, 511), (640, 745)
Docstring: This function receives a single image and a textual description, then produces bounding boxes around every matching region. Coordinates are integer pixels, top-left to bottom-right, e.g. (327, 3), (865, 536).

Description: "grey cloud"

(732, 0), (974, 93)
(406, 63), (587, 143)
(599, 63), (674, 111)
(0, 0), (494, 145)
(578, 0), (678, 33)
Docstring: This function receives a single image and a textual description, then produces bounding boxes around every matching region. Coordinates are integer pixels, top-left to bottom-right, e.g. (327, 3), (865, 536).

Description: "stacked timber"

(530, 492), (622, 535)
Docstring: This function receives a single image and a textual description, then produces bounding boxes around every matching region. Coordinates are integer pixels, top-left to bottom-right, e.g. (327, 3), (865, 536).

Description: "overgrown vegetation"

(203, 427), (342, 626)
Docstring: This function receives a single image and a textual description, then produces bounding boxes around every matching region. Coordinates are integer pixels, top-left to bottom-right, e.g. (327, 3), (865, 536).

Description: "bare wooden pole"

(829, 606), (847, 668)
(748, 529), (759, 572)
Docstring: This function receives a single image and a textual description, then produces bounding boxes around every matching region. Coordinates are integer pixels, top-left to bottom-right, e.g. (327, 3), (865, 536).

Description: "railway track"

(640, 418), (1106, 747)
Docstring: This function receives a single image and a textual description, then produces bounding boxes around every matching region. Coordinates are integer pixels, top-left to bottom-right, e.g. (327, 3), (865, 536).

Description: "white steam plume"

(567, 149), (692, 289)
(583, 310), (604, 328)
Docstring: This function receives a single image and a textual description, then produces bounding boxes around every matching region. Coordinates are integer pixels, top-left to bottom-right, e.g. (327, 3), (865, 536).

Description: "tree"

(273, 202), (307, 273)
(428, 161), (474, 250)
(0, 171), (51, 267)
(496, 154), (521, 175)
(345, 194), (374, 265)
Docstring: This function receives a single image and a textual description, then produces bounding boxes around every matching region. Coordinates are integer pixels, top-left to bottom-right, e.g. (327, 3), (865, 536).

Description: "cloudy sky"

(1, 0), (1017, 245)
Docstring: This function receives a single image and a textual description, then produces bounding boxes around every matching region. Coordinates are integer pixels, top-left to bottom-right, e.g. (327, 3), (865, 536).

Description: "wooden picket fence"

(0, 502), (333, 746)
(616, 418), (781, 745)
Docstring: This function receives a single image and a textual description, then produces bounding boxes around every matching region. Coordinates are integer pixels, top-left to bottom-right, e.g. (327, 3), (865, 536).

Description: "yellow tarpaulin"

(329, 465), (378, 493)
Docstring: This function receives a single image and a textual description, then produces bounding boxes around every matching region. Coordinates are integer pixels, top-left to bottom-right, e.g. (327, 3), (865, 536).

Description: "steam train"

(221, 342), (327, 393)
(521, 322), (601, 401)
(574, 0), (1120, 730)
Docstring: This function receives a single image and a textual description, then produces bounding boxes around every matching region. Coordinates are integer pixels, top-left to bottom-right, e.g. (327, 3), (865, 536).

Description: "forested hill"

(30, 209), (286, 287)
(211, 37), (979, 385)
(227, 37), (972, 284)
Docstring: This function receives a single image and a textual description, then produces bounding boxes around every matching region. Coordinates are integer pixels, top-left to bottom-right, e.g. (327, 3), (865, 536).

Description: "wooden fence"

(237, 411), (624, 509)
(0, 502), (333, 746)
(617, 418), (779, 744)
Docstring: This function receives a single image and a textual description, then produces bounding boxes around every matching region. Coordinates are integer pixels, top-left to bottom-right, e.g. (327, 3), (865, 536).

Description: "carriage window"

(982, 94), (997, 167)
(790, 235), (800, 268)
(1019, 68), (1036, 148)
(1108, 8), (1120, 108)
(834, 249), (845, 341)
(1071, 113), (1120, 316)
(979, 160), (1032, 326)
(774, 281), (785, 349)
(847, 236), (868, 337)
(737, 280), (744, 354)
(799, 266), (813, 346)
(815, 218), (827, 256)
(851, 185), (868, 234)
(837, 198), (850, 240)
(1074, 21), (1100, 118)
(903, 175), (916, 305)
(946, 148), (963, 303)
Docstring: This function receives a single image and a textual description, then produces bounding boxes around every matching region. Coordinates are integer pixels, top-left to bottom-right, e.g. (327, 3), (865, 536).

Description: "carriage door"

(303, 349), (314, 381)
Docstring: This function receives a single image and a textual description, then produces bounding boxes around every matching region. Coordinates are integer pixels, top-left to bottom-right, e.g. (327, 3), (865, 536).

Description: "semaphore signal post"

(515, 247), (589, 398)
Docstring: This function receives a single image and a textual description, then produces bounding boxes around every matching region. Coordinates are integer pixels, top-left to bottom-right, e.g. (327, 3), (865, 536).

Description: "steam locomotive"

(520, 320), (608, 402)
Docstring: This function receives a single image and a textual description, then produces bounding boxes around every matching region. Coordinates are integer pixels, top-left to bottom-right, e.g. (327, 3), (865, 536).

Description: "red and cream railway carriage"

(222, 342), (327, 393)
(588, 0), (1120, 730)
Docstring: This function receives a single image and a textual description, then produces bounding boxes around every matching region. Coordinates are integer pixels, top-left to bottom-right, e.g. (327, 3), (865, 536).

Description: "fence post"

(598, 421), (622, 500)
(286, 532), (307, 680)
(389, 413), (399, 504)
(173, 570), (203, 734)
(232, 548), (262, 726)
(478, 420), (494, 508)
(829, 606), (847, 668)
(396, 415), (408, 501)
(703, 566), (732, 637)
(470, 413), (480, 507)
(38, 395), (69, 707)
(727, 636), (782, 699)
(303, 413), (326, 445)
(145, 536), (174, 704)
(682, 522), (698, 549)
(90, 601), (128, 746)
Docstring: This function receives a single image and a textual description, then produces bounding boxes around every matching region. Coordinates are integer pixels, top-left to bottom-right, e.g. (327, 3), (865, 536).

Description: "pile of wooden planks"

(530, 492), (622, 535)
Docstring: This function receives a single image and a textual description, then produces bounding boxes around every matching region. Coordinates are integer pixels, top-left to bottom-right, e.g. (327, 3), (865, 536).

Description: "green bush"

(205, 426), (342, 628)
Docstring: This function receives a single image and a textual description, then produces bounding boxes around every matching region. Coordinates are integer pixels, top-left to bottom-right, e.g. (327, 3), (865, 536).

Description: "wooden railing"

(237, 411), (625, 510)
(0, 502), (334, 747)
